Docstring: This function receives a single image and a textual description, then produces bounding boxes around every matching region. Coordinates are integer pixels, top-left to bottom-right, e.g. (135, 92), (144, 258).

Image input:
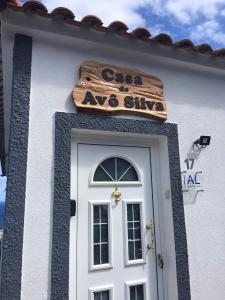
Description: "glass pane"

(137, 285), (144, 300)
(127, 204), (142, 261)
(94, 244), (100, 265)
(101, 205), (108, 223)
(128, 241), (134, 260)
(101, 158), (116, 180)
(135, 241), (142, 259)
(93, 157), (138, 182)
(129, 285), (144, 300)
(93, 205), (109, 265)
(128, 228), (133, 239)
(117, 157), (131, 180)
(130, 286), (135, 300)
(94, 166), (112, 182)
(119, 166), (138, 181)
(101, 224), (108, 242)
(102, 291), (109, 300)
(94, 206), (100, 223)
(127, 205), (133, 221)
(94, 293), (101, 300)
(101, 243), (109, 264)
(94, 225), (100, 243)
(94, 291), (109, 300)
(133, 204), (140, 220)
(128, 222), (134, 241)
(134, 226), (141, 239)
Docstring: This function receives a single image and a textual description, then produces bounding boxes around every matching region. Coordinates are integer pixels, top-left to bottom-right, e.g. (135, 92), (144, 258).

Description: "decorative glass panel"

(127, 204), (142, 260)
(93, 205), (109, 265)
(94, 290), (110, 300)
(130, 285), (144, 300)
(94, 157), (138, 182)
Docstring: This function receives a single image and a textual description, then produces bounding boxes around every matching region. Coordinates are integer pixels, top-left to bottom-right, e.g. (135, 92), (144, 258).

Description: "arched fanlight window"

(93, 157), (139, 182)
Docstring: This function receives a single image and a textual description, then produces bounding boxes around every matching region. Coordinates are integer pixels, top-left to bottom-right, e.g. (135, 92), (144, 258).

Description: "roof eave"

(2, 7), (225, 74)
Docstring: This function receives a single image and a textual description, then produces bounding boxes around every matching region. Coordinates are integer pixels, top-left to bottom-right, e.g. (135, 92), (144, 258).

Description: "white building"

(1, 1), (225, 300)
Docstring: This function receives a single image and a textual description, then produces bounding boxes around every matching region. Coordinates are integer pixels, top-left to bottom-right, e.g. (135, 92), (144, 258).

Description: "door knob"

(112, 191), (121, 201)
(147, 243), (155, 251)
(112, 187), (122, 204)
(146, 223), (153, 230)
(146, 221), (155, 255)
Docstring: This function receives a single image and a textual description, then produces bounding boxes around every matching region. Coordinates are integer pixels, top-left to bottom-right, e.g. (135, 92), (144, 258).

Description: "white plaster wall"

(11, 26), (225, 300)
(166, 69), (225, 300)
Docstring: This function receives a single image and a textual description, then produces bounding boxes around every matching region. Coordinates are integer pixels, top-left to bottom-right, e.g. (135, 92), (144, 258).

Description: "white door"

(76, 144), (158, 300)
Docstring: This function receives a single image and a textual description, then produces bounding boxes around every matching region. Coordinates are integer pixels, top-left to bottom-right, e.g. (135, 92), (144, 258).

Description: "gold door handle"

(146, 223), (153, 230)
(146, 221), (156, 255)
(112, 191), (121, 200)
(147, 243), (155, 251)
(112, 188), (122, 204)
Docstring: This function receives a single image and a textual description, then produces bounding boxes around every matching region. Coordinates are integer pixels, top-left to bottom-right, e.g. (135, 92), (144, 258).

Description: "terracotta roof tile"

(81, 15), (103, 27)
(1, 0), (225, 59)
(23, 1), (48, 13)
(194, 44), (213, 54)
(174, 39), (194, 49)
(213, 48), (225, 57)
(51, 7), (75, 20)
(7, 0), (22, 6)
(152, 33), (173, 45)
(108, 21), (129, 33)
(131, 27), (151, 39)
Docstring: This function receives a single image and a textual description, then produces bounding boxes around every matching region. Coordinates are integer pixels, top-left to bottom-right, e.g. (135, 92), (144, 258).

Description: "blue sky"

(0, 165), (6, 203)
(0, 164), (5, 228)
(21, 0), (225, 49)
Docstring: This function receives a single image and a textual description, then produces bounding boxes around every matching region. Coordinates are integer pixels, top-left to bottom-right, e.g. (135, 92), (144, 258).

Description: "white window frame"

(125, 279), (147, 300)
(123, 199), (145, 266)
(89, 284), (114, 300)
(89, 200), (113, 271)
(89, 155), (142, 187)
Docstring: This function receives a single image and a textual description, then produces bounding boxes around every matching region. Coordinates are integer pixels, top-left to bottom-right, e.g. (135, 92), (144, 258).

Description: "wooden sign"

(73, 61), (167, 121)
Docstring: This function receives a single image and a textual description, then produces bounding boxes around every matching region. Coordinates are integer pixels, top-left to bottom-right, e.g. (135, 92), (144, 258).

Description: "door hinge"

(157, 253), (164, 269)
(70, 200), (76, 217)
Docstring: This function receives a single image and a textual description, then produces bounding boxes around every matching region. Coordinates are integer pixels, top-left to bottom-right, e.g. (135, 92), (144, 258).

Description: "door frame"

(71, 140), (161, 300)
(51, 112), (191, 300)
